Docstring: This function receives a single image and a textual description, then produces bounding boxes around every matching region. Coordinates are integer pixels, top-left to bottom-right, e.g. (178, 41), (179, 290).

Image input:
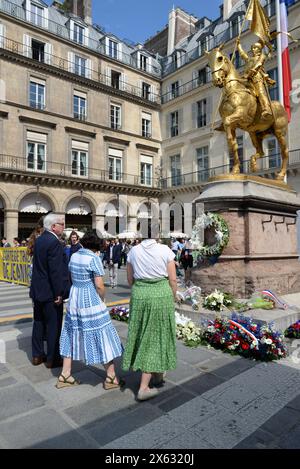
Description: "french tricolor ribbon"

(261, 289), (288, 309)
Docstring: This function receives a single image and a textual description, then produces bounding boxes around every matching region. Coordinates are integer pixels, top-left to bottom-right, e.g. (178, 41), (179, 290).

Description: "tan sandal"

(55, 373), (81, 389)
(103, 375), (125, 390)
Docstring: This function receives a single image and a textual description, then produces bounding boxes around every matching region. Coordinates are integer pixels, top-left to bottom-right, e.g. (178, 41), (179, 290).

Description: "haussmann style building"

(0, 0), (299, 240)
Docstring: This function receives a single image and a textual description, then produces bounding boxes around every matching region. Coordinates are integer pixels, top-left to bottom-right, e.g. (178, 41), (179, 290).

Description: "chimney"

(167, 7), (198, 56)
(64, 0), (93, 25)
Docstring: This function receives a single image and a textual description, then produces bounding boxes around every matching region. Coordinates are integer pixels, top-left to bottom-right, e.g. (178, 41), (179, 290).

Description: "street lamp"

(79, 188), (84, 215)
(35, 184), (41, 213)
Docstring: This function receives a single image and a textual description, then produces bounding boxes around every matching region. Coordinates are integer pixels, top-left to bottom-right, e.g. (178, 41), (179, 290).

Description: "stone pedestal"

(192, 176), (300, 297)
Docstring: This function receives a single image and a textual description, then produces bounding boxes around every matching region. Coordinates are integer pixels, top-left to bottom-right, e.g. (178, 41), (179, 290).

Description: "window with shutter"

(170, 111), (179, 137)
(26, 131), (47, 172)
(142, 112), (152, 138)
(108, 148), (123, 182)
(110, 104), (122, 129)
(30, 78), (46, 110)
(197, 146), (209, 182)
(0, 23), (6, 49)
(71, 140), (89, 177)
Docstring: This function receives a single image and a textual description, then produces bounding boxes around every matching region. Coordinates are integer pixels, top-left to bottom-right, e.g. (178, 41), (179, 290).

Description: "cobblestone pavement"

(0, 317), (299, 449)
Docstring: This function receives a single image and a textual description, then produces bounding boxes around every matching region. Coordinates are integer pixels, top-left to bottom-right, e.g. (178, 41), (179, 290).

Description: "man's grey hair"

(43, 213), (64, 231)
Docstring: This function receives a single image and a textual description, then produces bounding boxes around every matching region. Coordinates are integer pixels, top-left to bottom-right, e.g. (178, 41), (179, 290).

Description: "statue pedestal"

(192, 176), (300, 297)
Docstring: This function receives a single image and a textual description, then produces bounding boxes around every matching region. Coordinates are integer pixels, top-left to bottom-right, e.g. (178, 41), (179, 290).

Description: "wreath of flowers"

(110, 306), (129, 322)
(191, 212), (230, 259)
(175, 312), (287, 360)
(284, 320), (300, 339)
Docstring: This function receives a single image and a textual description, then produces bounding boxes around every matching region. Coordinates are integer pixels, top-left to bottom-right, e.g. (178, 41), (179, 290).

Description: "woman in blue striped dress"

(57, 231), (123, 390)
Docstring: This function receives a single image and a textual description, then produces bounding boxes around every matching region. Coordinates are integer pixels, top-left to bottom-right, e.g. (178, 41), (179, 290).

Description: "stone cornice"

(0, 169), (161, 197)
(103, 136), (130, 146)
(0, 49), (160, 111)
(65, 126), (96, 138)
(19, 115), (57, 129)
(136, 143), (159, 153)
(5, 101), (162, 144)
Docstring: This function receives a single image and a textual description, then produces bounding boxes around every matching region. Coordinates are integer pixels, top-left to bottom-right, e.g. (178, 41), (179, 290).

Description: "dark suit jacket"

(105, 244), (122, 264)
(30, 230), (70, 302)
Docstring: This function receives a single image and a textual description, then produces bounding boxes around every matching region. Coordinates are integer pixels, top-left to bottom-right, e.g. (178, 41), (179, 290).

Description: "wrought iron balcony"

(0, 0), (161, 77)
(160, 149), (300, 190)
(0, 35), (161, 104)
(161, 73), (212, 104)
(0, 154), (161, 191)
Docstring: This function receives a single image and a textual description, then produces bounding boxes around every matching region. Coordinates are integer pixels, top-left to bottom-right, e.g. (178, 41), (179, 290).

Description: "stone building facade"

(0, 0), (300, 241)
(0, 0), (162, 240)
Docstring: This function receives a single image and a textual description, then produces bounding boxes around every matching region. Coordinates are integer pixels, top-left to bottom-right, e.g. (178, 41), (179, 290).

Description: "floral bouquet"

(176, 320), (202, 347)
(110, 306), (129, 322)
(203, 290), (234, 311)
(284, 320), (300, 339)
(201, 313), (287, 361)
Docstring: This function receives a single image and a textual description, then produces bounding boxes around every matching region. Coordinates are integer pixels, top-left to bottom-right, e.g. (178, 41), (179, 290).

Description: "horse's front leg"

(225, 125), (240, 175)
(249, 132), (265, 173)
(274, 130), (288, 181)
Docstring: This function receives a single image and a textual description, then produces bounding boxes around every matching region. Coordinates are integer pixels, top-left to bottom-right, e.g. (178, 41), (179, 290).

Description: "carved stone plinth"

(192, 176), (300, 297)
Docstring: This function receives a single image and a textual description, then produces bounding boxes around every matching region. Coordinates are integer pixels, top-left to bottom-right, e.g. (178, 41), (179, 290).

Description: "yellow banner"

(0, 248), (31, 286)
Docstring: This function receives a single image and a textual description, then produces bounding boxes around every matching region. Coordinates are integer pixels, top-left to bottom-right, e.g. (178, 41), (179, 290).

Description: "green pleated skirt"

(122, 278), (177, 373)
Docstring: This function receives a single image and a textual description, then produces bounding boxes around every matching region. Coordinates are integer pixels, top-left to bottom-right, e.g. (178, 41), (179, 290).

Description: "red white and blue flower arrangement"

(176, 312), (287, 361)
(110, 306), (129, 322)
(284, 320), (300, 339)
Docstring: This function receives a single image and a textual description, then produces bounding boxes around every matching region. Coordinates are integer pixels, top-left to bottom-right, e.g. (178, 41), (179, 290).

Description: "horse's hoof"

(231, 168), (240, 175)
(275, 173), (285, 181)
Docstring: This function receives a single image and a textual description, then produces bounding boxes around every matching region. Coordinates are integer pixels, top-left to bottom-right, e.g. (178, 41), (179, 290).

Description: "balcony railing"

(161, 73), (212, 104)
(0, 35), (161, 104)
(0, 154), (161, 189)
(1, 149), (300, 191)
(0, 0), (161, 77)
(160, 149), (300, 189)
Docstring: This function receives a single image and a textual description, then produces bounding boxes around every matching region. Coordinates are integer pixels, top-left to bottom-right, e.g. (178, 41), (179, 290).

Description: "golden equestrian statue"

(206, 0), (289, 181)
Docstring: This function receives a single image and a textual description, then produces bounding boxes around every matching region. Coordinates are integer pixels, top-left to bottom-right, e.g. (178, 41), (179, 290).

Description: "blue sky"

(45, 0), (222, 43)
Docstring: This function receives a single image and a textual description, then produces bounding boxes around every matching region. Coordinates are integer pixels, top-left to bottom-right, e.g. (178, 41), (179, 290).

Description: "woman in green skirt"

(122, 238), (178, 401)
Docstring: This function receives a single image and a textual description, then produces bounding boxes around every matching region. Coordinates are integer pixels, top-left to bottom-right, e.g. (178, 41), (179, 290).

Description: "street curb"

(0, 299), (130, 327)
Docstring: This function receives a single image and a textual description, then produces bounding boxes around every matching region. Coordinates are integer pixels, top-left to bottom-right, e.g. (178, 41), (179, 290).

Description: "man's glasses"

(55, 223), (65, 226)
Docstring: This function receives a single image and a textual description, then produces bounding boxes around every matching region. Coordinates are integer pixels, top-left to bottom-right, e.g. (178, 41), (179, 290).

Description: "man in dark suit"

(30, 213), (70, 368)
(105, 239), (122, 288)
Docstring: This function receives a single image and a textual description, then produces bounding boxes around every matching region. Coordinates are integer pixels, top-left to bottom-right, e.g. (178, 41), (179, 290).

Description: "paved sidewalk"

(0, 268), (130, 323)
(0, 319), (299, 449)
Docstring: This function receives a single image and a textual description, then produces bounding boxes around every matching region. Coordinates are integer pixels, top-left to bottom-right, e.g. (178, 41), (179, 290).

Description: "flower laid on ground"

(246, 295), (274, 310)
(201, 314), (287, 361)
(110, 306), (129, 322)
(203, 290), (234, 311)
(175, 312), (202, 347)
(284, 320), (300, 339)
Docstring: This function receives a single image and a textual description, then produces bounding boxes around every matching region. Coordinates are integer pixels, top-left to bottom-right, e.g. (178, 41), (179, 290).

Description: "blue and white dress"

(60, 248), (123, 365)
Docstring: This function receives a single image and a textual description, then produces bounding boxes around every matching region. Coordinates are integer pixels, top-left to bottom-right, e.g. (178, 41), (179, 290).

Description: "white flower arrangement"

(203, 289), (233, 311)
(175, 313), (202, 346)
(175, 311), (192, 326)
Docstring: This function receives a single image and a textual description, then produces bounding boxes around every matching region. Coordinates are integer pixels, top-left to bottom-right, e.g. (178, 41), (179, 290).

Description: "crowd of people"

(1, 237), (29, 248)
(3, 215), (195, 401)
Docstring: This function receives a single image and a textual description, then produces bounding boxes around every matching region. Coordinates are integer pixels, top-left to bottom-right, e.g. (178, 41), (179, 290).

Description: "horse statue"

(206, 45), (289, 181)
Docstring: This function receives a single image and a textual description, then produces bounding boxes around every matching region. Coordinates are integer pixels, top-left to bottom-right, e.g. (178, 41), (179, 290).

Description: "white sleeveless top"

(127, 240), (175, 279)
